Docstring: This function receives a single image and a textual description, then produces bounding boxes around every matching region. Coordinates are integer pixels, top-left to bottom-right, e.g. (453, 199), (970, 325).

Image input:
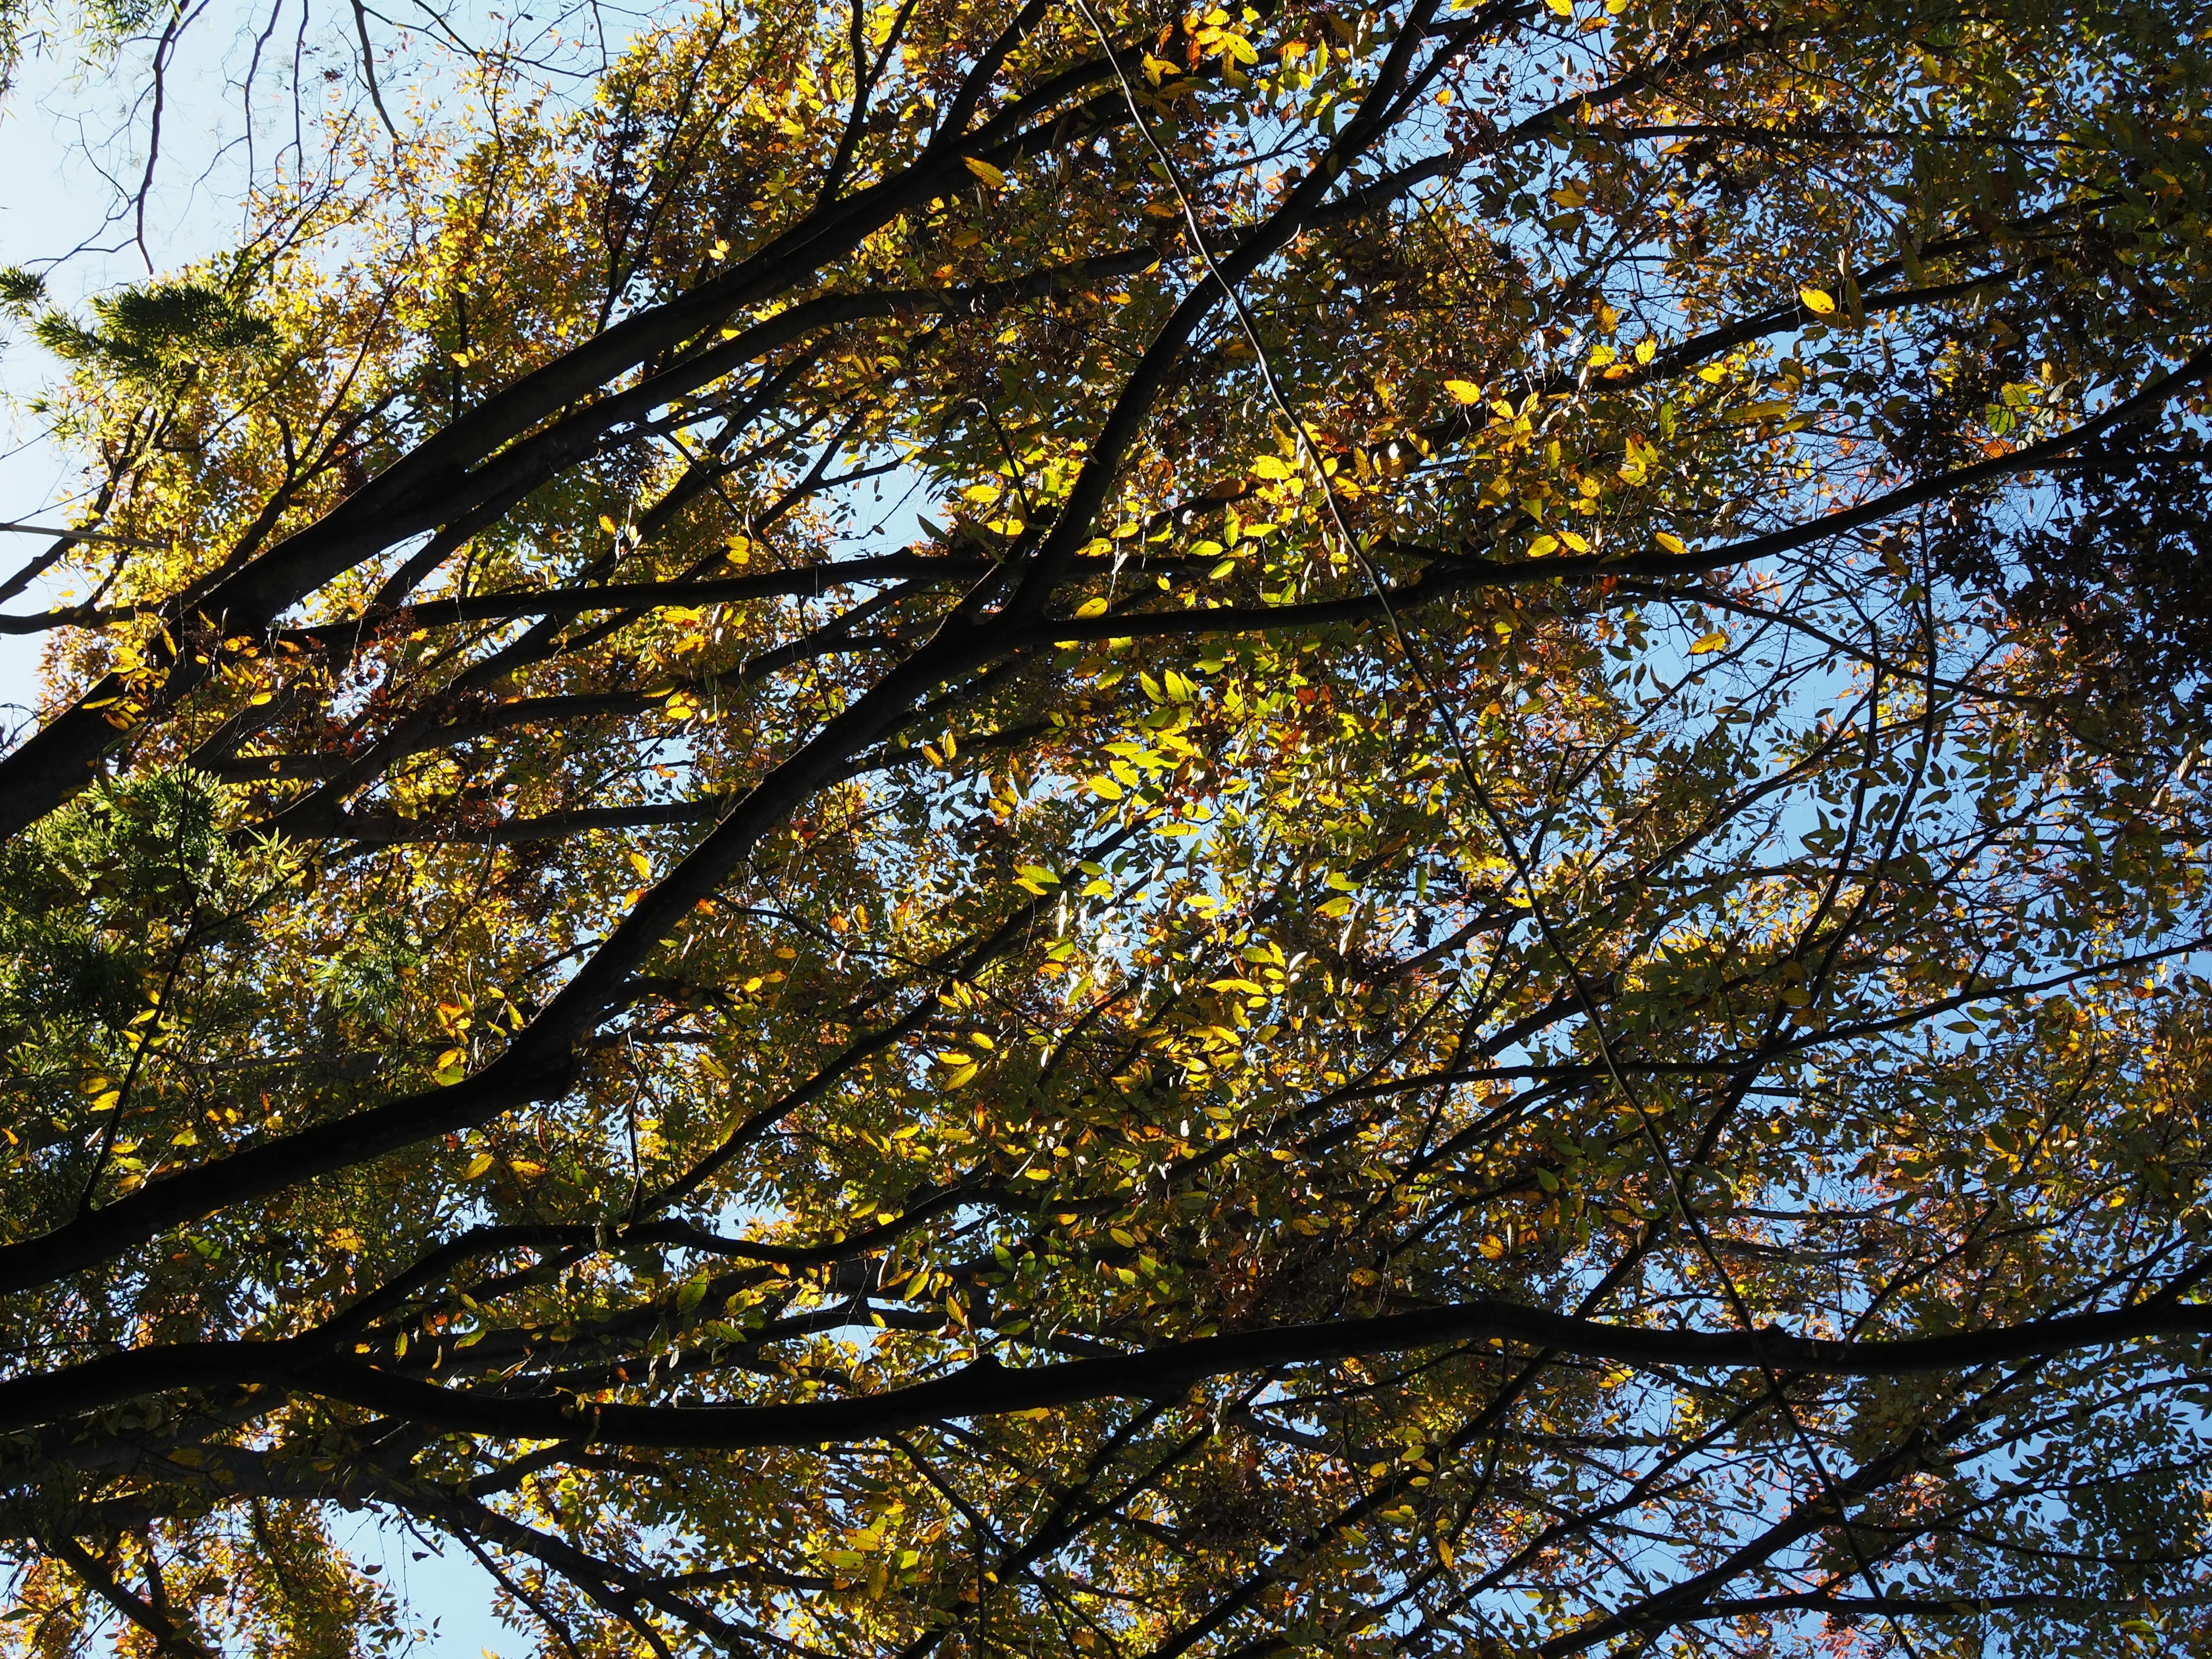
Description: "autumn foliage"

(1, 0), (2210, 1652)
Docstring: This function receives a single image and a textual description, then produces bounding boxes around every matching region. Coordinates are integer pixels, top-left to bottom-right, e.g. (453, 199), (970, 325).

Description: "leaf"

(1689, 631), (1730, 655)
(19, 5), (2194, 1628)
(1797, 285), (1837, 315)
(963, 157), (1006, 188)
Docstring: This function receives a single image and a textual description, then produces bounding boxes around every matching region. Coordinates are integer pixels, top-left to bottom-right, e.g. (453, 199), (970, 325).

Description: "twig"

(0, 522), (165, 550)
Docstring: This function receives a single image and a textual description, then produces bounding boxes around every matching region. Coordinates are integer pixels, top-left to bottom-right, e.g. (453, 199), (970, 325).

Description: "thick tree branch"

(3, 1292), (2207, 1443)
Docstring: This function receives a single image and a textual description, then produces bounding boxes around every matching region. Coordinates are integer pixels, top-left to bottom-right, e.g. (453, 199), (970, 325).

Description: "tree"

(1, 0), (2210, 1652)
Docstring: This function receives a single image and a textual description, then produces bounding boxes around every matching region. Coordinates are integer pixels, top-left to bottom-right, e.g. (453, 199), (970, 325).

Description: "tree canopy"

(1, 0), (2211, 1652)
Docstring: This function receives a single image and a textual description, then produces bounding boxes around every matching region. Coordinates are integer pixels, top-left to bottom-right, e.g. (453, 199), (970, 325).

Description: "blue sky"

(0, 29), (529, 1652)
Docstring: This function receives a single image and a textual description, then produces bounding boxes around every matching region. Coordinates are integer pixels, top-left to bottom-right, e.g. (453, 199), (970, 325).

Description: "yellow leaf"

(1086, 773), (1124, 800)
(1544, 0), (1572, 12)
(1654, 531), (1687, 555)
(599, 514), (620, 535)
(1251, 454), (1294, 480)
(1479, 1235), (1505, 1259)
(463, 1152), (495, 1179)
(1798, 285), (1837, 315)
(1690, 630), (1730, 656)
(1075, 596), (1110, 618)
(1443, 378), (1484, 405)
(963, 157), (1006, 188)
(628, 850), (653, 880)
